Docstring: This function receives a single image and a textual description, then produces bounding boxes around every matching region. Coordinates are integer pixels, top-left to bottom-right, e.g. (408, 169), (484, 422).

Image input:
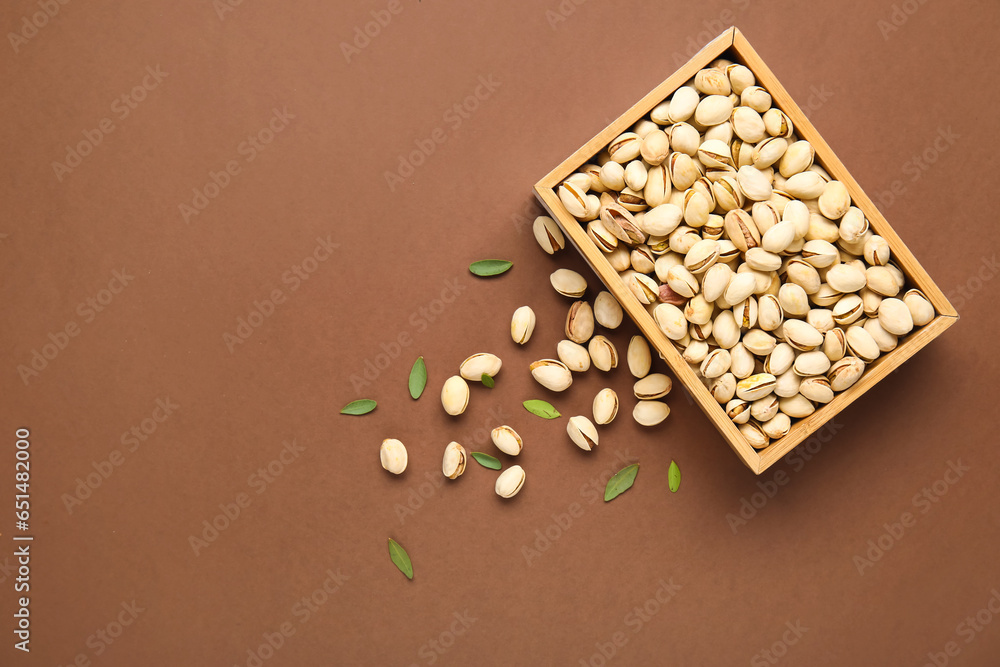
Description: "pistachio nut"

(565, 300), (595, 344)
(600, 161), (627, 190)
(778, 140), (814, 177)
(567, 415), (599, 451)
(495, 465), (525, 498)
(764, 342), (795, 375)
(716, 239), (741, 263)
(904, 289), (935, 327)
(713, 310), (741, 349)
(859, 287), (883, 318)
(800, 239), (839, 269)
(654, 303), (688, 341)
(708, 372), (737, 403)
(557, 181), (589, 219)
(442, 441), (468, 479)
(638, 128), (669, 165)
(839, 207), (869, 244)
(774, 367), (802, 398)
(564, 171), (593, 192)
(817, 180), (851, 220)
(557, 339), (591, 372)
(824, 328), (847, 362)
(779, 394), (815, 418)
(588, 335), (619, 372)
(668, 122), (700, 155)
(600, 197), (646, 244)
(745, 247), (782, 272)
(750, 395), (779, 422)
(826, 263), (867, 293)
(782, 199), (811, 238)
(695, 94), (734, 126)
(618, 187), (647, 213)
(533, 215), (565, 255)
(511, 306), (536, 345)
(739, 420), (769, 449)
(682, 340), (709, 364)
(605, 246), (630, 273)
(832, 294), (864, 326)
(736, 373), (777, 401)
(722, 271), (756, 306)
(641, 203), (683, 236)
(758, 293), (784, 331)
(380, 438), (408, 475)
(736, 165), (772, 201)
(733, 297), (759, 330)
(668, 152), (700, 190)
(723, 209), (760, 253)
(684, 293), (714, 325)
(529, 359), (573, 392)
(864, 235), (891, 267)
(827, 356), (864, 392)
(878, 297), (914, 336)
(667, 86), (699, 123)
(668, 225), (701, 254)
(633, 400), (671, 426)
(627, 273), (660, 305)
(751, 136), (787, 169)
(580, 163), (607, 193)
(608, 132), (642, 163)
(683, 190), (712, 228)
(740, 85), (771, 112)
(441, 375), (470, 415)
(630, 245), (656, 274)
(737, 329), (771, 356)
(550, 269), (587, 298)
(806, 308), (835, 333)
(751, 201), (780, 236)
(460, 353), (502, 381)
(701, 348), (732, 379)
(864, 317), (898, 352)
(712, 173), (745, 211)
(761, 220), (796, 254)
(778, 282), (810, 317)
(793, 350), (832, 377)
(658, 283), (687, 306)
(759, 412), (790, 440)
(623, 161), (648, 191)
(762, 108), (793, 137)
(698, 138), (734, 168)
(702, 263), (733, 303)
(627, 336), (652, 379)
(594, 291), (624, 329)
(783, 318), (824, 351)
(727, 398), (752, 424)
(729, 342), (755, 379)
(644, 163), (671, 207)
(783, 171), (827, 199)
(684, 239), (720, 274)
(665, 264), (699, 299)
(491, 425), (523, 456)
(798, 376), (834, 404)
(593, 388), (620, 425)
(694, 67), (732, 95)
(731, 106), (765, 143)
(588, 220), (619, 252)
(845, 325), (880, 363)
(863, 267), (898, 299)
(634, 373), (673, 400)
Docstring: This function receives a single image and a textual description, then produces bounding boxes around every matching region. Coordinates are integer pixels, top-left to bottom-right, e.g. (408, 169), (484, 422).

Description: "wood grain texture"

(536, 27), (957, 474)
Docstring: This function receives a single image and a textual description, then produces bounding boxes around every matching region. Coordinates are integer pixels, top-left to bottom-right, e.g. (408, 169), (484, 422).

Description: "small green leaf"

(341, 399), (376, 415)
(523, 399), (560, 419)
(469, 259), (513, 277)
(668, 460), (681, 493)
(481, 373), (495, 388)
(471, 452), (501, 470)
(408, 357), (427, 399)
(604, 464), (640, 502)
(387, 538), (413, 580)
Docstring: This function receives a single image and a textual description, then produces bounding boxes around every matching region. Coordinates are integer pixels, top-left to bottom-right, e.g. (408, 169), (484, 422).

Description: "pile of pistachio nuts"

(553, 59), (936, 449)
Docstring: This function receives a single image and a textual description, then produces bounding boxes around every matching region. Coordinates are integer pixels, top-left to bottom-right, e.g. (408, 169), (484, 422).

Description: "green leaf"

(408, 357), (427, 399)
(387, 538), (413, 580)
(481, 373), (495, 388)
(341, 399), (376, 415)
(668, 460), (681, 493)
(604, 464), (640, 502)
(469, 259), (513, 277)
(471, 452), (501, 470)
(523, 399), (560, 419)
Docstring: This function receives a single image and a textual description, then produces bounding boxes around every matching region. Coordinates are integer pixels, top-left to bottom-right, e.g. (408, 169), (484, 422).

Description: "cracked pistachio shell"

(558, 181), (589, 219)
(761, 413), (791, 440)
(724, 209), (760, 253)
(683, 339), (709, 364)
(712, 174), (744, 211)
(684, 293), (715, 325)
(783, 319), (824, 351)
(668, 152), (700, 191)
(708, 372), (737, 403)
(588, 335), (619, 372)
(846, 326), (880, 363)
(793, 350), (832, 377)
(644, 163), (671, 207)
(698, 139), (734, 168)
(839, 207), (869, 244)
(764, 342), (795, 376)
(533, 215), (565, 254)
(567, 415), (599, 451)
(740, 86), (771, 112)
(827, 356), (865, 392)
(666, 264), (700, 299)
(654, 303), (688, 341)
(798, 376), (834, 404)
(580, 163), (607, 193)
(491, 425), (523, 456)
(701, 348), (732, 379)
(739, 420), (769, 449)
(627, 273), (660, 305)
(751, 137), (787, 169)
(565, 300), (595, 344)
(727, 398), (752, 424)
(758, 293), (784, 331)
(631, 245), (656, 274)
(634, 373), (672, 400)
(529, 359), (573, 392)
(442, 441), (467, 479)
(752, 201), (781, 235)
(608, 132), (642, 163)
(557, 339), (591, 373)
(633, 400), (671, 426)
(733, 297), (759, 330)
(594, 291), (624, 329)
(801, 240), (840, 268)
(878, 298), (914, 336)
(864, 235), (891, 266)
(551, 269), (588, 298)
(778, 140), (814, 177)
(779, 394), (815, 419)
(380, 438), (407, 475)
(762, 108), (793, 137)
(832, 294), (864, 326)
(619, 187), (647, 213)
(601, 200), (647, 244)
(511, 306), (536, 344)
(495, 465), (525, 498)
(460, 353), (502, 380)
(904, 289), (935, 327)
(588, 220), (619, 252)
(826, 263), (867, 293)
(669, 226), (701, 254)
(593, 388), (620, 425)
(627, 336), (652, 378)
(824, 328), (847, 362)
(695, 67), (731, 95)
(441, 375), (470, 415)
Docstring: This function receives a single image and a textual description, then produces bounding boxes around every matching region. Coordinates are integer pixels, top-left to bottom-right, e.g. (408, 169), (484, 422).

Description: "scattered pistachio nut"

(442, 441), (467, 479)
(441, 375), (470, 416)
(588, 335), (619, 372)
(511, 306), (536, 345)
(593, 388), (620, 425)
(633, 400), (671, 426)
(459, 353), (502, 381)
(495, 465), (525, 498)
(567, 415), (599, 451)
(627, 336), (652, 378)
(529, 359), (573, 392)
(533, 215), (565, 254)
(380, 438), (407, 475)
(491, 425), (523, 456)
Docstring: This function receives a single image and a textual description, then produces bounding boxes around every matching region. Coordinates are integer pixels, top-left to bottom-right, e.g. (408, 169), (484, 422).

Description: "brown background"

(2, 0), (999, 665)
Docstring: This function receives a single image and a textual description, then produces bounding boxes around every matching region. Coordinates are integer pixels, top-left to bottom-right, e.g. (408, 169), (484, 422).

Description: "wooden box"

(533, 27), (958, 474)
